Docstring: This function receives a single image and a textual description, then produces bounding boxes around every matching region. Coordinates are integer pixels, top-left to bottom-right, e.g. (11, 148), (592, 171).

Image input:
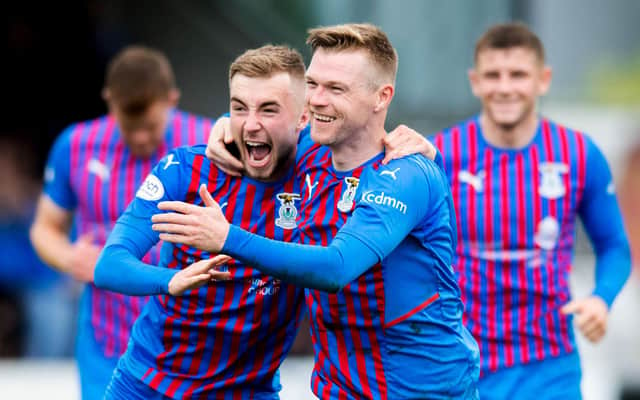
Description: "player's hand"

(152, 184), (230, 253)
(205, 117), (244, 176)
(382, 124), (436, 165)
(561, 295), (609, 343)
(67, 232), (102, 283)
(168, 255), (232, 296)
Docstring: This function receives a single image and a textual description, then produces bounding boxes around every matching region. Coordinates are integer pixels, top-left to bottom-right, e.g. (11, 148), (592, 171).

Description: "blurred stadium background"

(2, 0), (639, 398)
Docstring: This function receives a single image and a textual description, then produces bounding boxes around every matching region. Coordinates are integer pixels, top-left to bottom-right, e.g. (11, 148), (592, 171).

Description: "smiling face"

(229, 72), (307, 181)
(469, 46), (551, 131)
(305, 48), (382, 147)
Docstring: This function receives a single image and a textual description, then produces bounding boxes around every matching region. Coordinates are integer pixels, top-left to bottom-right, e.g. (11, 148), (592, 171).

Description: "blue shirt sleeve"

(43, 126), (77, 210)
(94, 149), (187, 295)
(295, 124), (314, 162)
(220, 155), (433, 292)
(339, 156), (432, 258)
(578, 137), (631, 308)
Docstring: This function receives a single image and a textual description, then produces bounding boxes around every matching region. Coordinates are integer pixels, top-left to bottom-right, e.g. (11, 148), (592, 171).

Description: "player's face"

(469, 47), (551, 130)
(112, 99), (173, 158)
(305, 48), (380, 147)
(229, 72), (307, 181)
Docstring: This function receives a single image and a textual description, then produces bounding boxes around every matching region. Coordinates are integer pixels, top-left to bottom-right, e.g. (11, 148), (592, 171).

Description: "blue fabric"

(477, 352), (582, 400)
(43, 125), (77, 210)
(579, 138), (631, 307)
(76, 289), (119, 400)
(105, 359), (172, 400)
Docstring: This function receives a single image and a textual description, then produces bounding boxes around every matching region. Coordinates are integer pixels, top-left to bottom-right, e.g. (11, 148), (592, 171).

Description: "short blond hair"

(306, 23), (398, 85)
(229, 45), (305, 82)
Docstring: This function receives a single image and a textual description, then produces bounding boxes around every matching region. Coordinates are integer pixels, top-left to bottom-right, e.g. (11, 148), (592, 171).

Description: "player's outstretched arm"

(561, 139), (631, 343)
(94, 212), (177, 296)
(155, 157), (435, 292)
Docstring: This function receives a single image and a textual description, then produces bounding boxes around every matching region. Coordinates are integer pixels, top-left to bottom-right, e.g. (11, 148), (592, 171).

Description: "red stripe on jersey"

(369, 264), (388, 399)
(499, 153), (515, 366)
(467, 123), (480, 334)
(556, 126), (574, 353)
(541, 120), (561, 357)
(575, 133), (587, 213)
(385, 293), (439, 328)
(482, 148), (498, 371)
(529, 146), (545, 360)
(515, 153), (530, 364)
(451, 126), (462, 236)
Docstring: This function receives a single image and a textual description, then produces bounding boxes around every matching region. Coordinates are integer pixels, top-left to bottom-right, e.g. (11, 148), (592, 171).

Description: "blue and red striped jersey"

(432, 116), (627, 373)
(43, 110), (212, 358)
(295, 145), (478, 399)
(118, 145), (306, 398)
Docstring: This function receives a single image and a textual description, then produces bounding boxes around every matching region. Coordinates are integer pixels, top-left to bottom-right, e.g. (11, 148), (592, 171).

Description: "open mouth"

(245, 141), (272, 168)
(312, 112), (337, 123)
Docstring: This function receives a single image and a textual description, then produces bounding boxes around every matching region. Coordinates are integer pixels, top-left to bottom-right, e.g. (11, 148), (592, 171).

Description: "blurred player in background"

(432, 22), (631, 398)
(29, 45), (212, 399)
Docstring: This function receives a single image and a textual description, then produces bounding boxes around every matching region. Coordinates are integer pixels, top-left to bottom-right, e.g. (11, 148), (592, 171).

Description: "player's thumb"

(199, 184), (217, 208)
(223, 125), (234, 144)
(561, 300), (581, 315)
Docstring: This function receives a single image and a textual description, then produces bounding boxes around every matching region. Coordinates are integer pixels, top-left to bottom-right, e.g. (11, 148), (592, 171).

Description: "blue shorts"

(104, 360), (171, 400)
(478, 352), (582, 400)
(76, 289), (119, 400)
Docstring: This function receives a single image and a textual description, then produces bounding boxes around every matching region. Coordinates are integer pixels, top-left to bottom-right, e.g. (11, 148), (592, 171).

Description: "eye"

(484, 72), (499, 79)
(306, 80), (317, 88)
(263, 108), (278, 115)
(330, 86), (344, 94)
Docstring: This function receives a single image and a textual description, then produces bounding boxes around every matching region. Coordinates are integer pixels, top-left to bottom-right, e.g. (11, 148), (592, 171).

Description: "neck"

(479, 111), (539, 149)
(330, 125), (385, 171)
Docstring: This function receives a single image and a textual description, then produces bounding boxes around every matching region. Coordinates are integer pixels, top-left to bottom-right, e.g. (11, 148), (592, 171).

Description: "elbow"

(93, 247), (113, 290)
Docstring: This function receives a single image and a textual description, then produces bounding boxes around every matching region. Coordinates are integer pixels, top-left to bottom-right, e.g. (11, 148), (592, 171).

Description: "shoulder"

(367, 154), (444, 195)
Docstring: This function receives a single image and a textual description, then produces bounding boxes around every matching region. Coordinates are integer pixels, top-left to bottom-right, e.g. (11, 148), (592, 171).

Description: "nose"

(244, 111), (261, 132)
(307, 85), (328, 107)
(496, 75), (512, 94)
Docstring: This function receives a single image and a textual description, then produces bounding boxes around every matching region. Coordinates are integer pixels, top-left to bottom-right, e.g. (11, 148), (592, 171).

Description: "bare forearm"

(29, 221), (74, 273)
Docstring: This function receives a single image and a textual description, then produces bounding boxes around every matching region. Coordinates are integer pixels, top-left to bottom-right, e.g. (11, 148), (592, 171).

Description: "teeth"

(314, 113), (336, 122)
(246, 141), (266, 147)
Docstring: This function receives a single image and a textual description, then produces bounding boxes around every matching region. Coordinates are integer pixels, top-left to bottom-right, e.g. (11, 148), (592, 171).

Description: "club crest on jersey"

(534, 216), (559, 250)
(337, 177), (360, 213)
(275, 193), (301, 229)
(538, 162), (568, 199)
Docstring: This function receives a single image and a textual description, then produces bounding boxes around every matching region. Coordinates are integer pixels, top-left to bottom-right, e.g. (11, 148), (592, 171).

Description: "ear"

(373, 84), (394, 113)
(537, 65), (553, 96)
(168, 88), (181, 107)
(296, 106), (310, 132)
(102, 88), (116, 115)
(468, 68), (481, 98)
